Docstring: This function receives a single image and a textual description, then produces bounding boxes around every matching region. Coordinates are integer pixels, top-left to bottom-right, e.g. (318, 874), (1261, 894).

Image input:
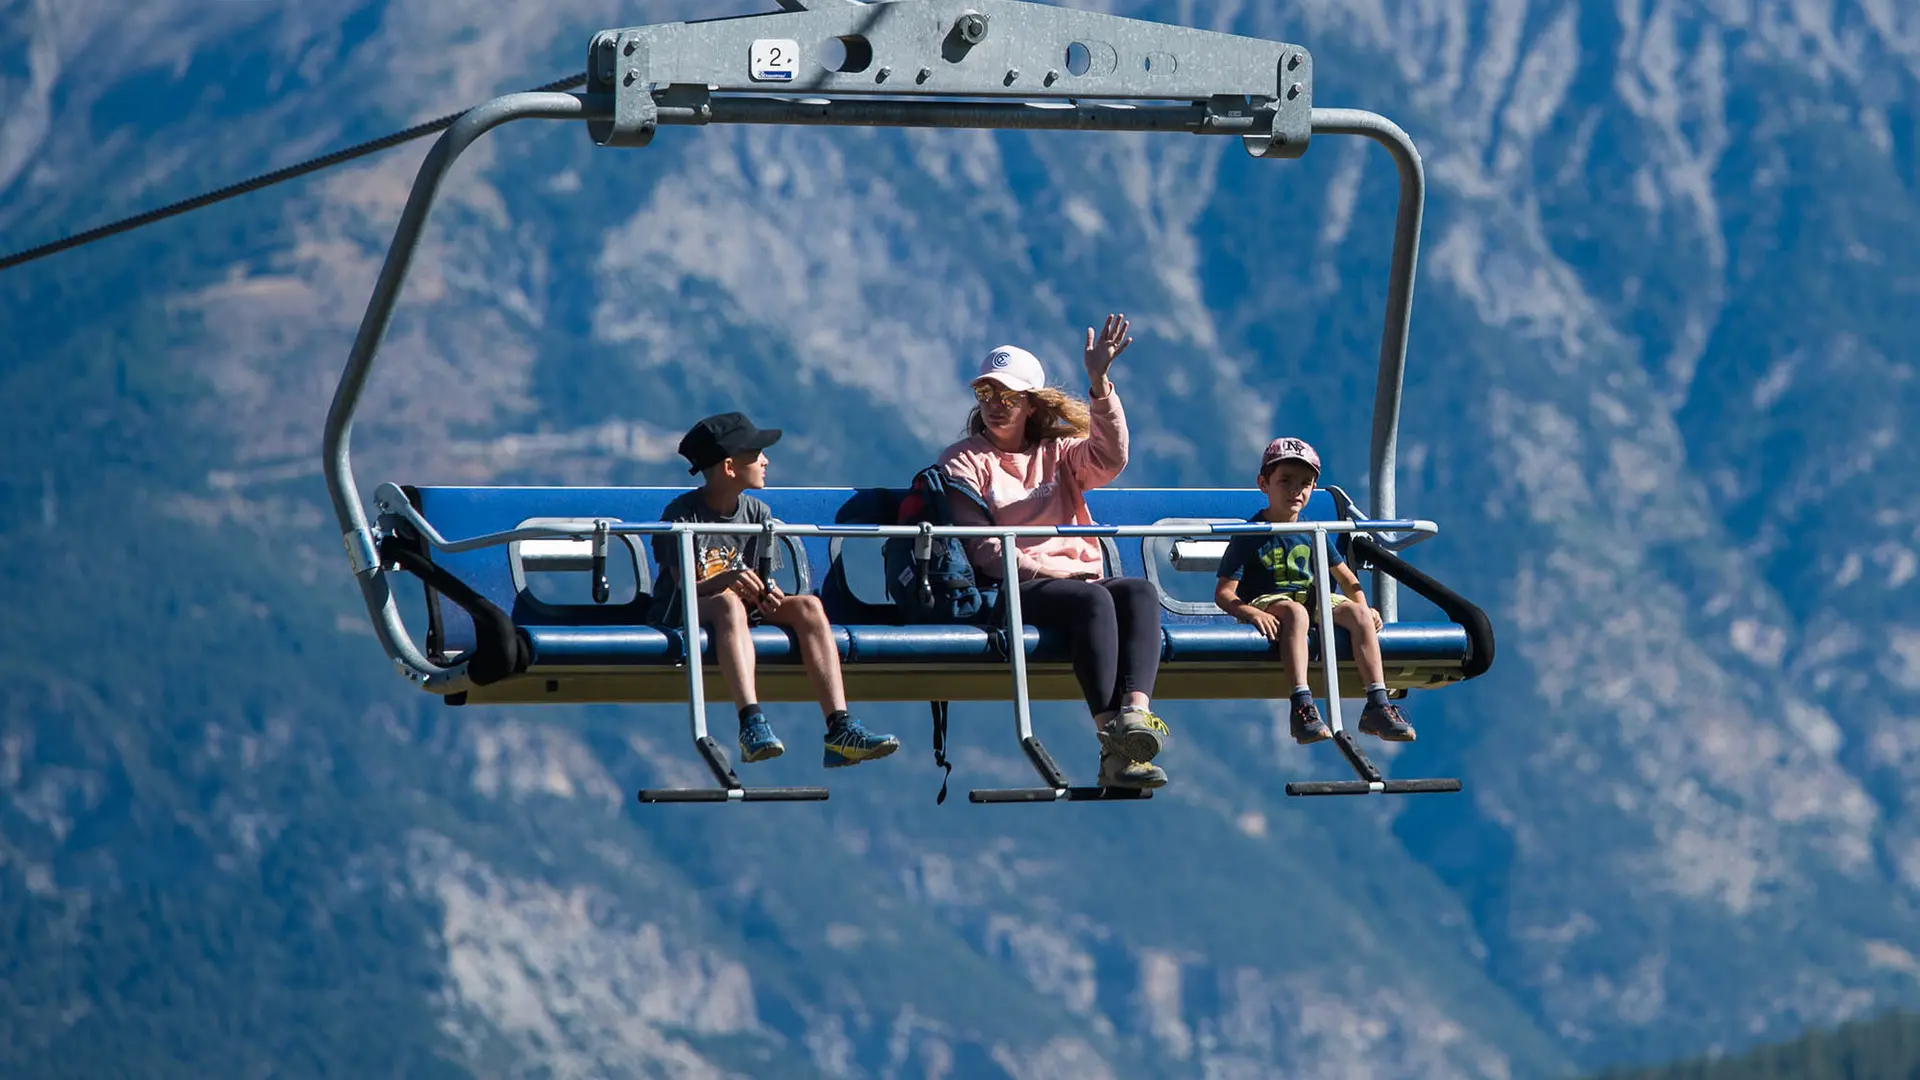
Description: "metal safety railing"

(373, 484), (1451, 802)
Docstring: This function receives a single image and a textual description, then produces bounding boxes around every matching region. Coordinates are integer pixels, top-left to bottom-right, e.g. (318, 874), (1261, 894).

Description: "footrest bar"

(1332, 731), (1385, 784)
(969, 786), (1154, 803)
(1285, 778), (1461, 797)
(638, 786), (831, 803)
(1382, 778), (1461, 794)
(1020, 736), (1069, 790)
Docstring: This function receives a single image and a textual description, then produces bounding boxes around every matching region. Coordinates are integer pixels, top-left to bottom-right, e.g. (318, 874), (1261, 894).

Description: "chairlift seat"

(311, 6), (1479, 797)
(390, 484), (1480, 706)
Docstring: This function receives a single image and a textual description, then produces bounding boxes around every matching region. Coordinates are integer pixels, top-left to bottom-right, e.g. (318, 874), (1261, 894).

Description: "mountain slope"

(3, 0), (1918, 1077)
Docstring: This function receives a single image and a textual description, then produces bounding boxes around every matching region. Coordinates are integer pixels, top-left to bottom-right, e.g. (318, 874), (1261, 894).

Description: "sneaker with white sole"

(1101, 706), (1170, 764)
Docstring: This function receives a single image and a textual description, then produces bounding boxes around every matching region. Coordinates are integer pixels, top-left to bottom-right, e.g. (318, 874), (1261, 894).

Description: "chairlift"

(324, 0), (1496, 804)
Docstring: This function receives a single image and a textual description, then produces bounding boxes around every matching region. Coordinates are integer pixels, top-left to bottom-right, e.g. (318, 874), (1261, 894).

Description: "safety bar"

(371, 484), (1440, 554)
(1278, 529), (1461, 798)
(625, 517), (1177, 806)
(953, 528), (1151, 803)
(636, 529), (831, 803)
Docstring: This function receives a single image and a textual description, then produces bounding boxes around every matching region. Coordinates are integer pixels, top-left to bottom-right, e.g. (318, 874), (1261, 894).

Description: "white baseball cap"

(973, 345), (1047, 393)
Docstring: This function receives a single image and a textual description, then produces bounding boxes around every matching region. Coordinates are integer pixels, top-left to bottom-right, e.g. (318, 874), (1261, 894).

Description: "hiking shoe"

(1102, 706), (1171, 764)
(1358, 701), (1416, 742)
(1098, 748), (1167, 790)
(739, 715), (785, 763)
(1290, 700), (1332, 745)
(823, 717), (901, 768)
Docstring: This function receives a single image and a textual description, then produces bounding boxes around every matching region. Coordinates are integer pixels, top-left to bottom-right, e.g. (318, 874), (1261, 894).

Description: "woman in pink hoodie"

(936, 314), (1171, 791)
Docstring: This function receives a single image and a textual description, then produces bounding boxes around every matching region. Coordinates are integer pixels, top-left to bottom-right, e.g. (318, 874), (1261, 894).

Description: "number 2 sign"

(750, 39), (799, 82)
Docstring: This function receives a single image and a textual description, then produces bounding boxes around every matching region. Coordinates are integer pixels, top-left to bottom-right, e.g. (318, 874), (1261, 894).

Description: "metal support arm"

(1309, 108), (1426, 624)
(323, 91), (614, 685)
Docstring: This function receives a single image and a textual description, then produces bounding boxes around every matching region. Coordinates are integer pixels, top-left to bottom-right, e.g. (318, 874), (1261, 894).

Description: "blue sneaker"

(823, 717), (901, 768)
(739, 714), (785, 763)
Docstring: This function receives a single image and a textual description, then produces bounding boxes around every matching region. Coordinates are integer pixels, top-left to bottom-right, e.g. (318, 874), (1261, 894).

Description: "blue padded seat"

(831, 625), (1075, 662)
(525, 626), (678, 667)
(525, 625), (852, 669)
(845, 624), (998, 662)
(524, 623), (1069, 668)
(395, 483), (1487, 702)
(519, 623), (1469, 669)
(1160, 623), (1469, 663)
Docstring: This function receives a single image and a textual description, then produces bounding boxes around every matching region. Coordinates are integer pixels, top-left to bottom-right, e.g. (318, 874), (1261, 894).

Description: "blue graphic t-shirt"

(1215, 510), (1346, 605)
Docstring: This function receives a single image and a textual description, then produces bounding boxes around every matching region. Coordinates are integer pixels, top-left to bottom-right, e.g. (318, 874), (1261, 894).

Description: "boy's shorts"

(707, 593), (769, 628)
(1248, 591), (1348, 623)
(655, 591), (768, 632)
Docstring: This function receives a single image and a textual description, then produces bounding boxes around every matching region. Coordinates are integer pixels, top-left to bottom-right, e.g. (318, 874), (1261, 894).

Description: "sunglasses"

(973, 384), (1029, 408)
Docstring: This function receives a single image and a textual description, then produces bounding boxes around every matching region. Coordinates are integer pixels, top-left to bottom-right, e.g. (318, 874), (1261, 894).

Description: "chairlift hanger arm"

(588, 0), (1312, 155)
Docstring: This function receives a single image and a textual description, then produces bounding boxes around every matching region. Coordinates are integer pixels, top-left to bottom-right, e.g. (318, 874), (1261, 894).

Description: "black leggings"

(1018, 577), (1162, 715)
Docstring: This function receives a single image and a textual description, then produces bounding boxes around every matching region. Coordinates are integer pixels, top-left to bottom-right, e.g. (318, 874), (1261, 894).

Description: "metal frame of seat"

(383, 483), (1476, 688)
(373, 481), (1481, 801)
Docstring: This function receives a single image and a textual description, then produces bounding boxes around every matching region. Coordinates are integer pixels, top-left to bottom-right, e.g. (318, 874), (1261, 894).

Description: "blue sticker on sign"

(751, 39), (799, 82)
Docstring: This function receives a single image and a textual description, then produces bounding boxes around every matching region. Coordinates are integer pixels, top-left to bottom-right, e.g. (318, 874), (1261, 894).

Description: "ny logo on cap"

(1274, 438), (1310, 456)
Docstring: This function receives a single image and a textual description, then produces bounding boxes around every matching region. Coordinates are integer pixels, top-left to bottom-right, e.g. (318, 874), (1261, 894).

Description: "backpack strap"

(941, 469), (993, 520)
(913, 522), (936, 609)
(934, 468), (1004, 625)
(922, 468), (949, 520)
(930, 700), (952, 805)
(910, 467), (947, 607)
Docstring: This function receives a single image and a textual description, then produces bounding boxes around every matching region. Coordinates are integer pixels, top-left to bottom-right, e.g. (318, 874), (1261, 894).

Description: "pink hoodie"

(935, 389), (1129, 582)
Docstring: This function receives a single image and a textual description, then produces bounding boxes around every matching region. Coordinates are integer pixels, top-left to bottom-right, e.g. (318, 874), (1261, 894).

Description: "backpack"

(881, 465), (1002, 804)
(882, 466), (1001, 625)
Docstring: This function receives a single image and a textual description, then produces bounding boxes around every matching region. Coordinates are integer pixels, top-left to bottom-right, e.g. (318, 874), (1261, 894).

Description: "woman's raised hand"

(1083, 313), (1132, 389)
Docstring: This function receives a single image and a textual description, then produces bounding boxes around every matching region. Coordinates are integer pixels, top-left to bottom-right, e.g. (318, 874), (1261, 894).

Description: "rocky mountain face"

(2, 0), (1917, 1077)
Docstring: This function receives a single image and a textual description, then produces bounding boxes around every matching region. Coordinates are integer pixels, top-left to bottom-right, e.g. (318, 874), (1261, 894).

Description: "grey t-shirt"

(647, 489), (783, 626)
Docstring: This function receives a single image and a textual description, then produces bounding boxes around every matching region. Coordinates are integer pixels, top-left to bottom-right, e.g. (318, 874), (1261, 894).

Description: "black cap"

(677, 411), (783, 475)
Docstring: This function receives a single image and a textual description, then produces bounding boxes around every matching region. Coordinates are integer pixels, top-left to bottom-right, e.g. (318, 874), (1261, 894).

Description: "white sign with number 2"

(750, 39), (799, 82)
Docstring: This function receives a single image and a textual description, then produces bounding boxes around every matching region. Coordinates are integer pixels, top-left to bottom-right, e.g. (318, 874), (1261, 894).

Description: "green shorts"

(1248, 592), (1348, 622)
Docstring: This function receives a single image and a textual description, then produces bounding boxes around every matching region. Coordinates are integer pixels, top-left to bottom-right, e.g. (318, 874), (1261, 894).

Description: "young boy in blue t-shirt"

(1212, 437), (1416, 746)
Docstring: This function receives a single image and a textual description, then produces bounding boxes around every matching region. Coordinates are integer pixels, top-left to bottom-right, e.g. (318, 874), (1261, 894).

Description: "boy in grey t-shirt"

(645, 485), (780, 630)
(652, 412), (899, 769)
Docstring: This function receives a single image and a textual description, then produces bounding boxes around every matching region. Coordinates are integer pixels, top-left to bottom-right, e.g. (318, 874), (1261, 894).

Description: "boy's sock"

(826, 709), (851, 731)
(1364, 683), (1390, 708)
(739, 704), (765, 727)
(1290, 686), (1313, 709)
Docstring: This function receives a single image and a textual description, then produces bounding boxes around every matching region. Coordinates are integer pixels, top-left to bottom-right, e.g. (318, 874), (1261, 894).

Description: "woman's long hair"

(967, 386), (1091, 448)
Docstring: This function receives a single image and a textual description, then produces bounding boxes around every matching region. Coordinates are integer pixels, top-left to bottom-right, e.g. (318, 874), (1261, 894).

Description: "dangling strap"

(930, 700), (952, 805)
